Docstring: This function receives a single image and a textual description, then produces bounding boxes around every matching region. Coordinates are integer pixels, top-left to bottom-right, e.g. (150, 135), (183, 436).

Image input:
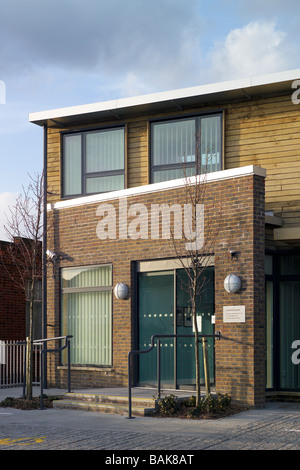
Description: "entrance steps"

(52, 390), (158, 417)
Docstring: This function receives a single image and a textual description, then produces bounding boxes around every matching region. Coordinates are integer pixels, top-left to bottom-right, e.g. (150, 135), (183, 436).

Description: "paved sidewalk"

(0, 387), (300, 451)
(0, 386), (70, 401)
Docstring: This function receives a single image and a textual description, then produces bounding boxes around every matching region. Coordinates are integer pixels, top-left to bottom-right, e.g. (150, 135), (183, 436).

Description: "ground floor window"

(61, 265), (112, 366)
(266, 253), (300, 391)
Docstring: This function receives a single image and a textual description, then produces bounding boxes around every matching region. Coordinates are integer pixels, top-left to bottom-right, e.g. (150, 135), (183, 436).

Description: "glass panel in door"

(176, 267), (215, 388)
(280, 280), (300, 389)
(138, 271), (174, 387)
(265, 280), (274, 389)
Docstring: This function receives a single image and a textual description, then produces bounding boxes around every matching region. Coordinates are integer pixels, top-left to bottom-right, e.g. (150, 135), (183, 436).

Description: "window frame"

(150, 111), (223, 184)
(60, 264), (113, 367)
(61, 125), (126, 199)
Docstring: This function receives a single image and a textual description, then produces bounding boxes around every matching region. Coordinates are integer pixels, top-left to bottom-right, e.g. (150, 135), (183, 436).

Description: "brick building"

(29, 69), (300, 407)
(0, 238), (42, 341)
(0, 239), (26, 340)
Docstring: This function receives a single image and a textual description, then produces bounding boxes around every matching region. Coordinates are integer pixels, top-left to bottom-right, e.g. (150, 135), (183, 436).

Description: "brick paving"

(0, 393), (300, 451)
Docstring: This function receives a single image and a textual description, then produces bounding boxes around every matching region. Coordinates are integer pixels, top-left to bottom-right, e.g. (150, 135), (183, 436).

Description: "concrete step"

(52, 392), (157, 417)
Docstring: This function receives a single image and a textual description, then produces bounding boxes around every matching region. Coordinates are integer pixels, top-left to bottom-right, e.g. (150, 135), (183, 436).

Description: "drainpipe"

(42, 123), (48, 389)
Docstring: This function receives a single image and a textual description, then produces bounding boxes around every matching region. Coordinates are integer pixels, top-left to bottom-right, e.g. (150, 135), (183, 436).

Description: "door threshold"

(135, 385), (216, 393)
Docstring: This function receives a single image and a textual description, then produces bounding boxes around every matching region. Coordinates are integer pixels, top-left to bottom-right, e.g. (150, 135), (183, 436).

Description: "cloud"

(208, 20), (292, 81)
(0, 0), (203, 76)
(2, 1), (299, 104)
(0, 192), (18, 241)
(1, 1), (300, 115)
(0, 0), (211, 105)
(231, 0), (300, 21)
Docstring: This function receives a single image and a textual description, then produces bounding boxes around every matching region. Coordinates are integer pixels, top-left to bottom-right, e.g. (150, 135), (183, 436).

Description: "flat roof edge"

(29, 69), (300, 125)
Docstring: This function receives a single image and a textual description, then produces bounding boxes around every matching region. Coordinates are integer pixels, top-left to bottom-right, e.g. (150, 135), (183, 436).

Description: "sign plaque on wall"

(223, 305), (245, 323)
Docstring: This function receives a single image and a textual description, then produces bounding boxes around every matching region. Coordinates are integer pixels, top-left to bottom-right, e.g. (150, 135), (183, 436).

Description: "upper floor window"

(151, 113), (222, 183)
(62, 127), (125, 198)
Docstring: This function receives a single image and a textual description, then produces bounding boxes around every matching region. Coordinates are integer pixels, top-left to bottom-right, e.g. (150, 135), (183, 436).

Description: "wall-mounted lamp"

(114, 283), (129, 299)
(224, 274), (241, 293)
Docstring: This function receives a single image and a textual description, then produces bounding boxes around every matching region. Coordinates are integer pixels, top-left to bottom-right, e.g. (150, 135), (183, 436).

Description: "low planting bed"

(153, 393), (249, 419)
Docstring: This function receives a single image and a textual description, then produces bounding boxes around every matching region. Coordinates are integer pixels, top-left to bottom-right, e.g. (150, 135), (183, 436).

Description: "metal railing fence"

(127, 331), (221, 419)
(37, 335), (73, 409)
(0, 340), (41, 389)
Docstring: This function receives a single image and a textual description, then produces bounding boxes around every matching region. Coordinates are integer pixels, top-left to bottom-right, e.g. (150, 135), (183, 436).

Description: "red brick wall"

(46, 172), (265, 406)
(0, 241), (26, 340)
(214, 174), (265, 406)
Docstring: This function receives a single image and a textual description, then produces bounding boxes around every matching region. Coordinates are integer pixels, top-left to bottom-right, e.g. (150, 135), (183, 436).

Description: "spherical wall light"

(224, 274), (241, 293)
(114, 283), (129, 299)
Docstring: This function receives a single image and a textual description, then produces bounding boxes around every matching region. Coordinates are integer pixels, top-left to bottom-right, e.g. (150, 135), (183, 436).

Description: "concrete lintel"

(274, 226), (300, 241)
(265, 215), (283, 227)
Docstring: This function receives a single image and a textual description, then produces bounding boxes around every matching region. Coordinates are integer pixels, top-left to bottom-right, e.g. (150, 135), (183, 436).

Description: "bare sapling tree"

(170, 158), (220, 407)
(3, 173), (44, 400)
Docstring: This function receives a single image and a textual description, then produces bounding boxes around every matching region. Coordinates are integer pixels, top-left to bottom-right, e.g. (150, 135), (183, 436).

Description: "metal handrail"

(127, 331), (221, 419)
(33, 335), (73, 409)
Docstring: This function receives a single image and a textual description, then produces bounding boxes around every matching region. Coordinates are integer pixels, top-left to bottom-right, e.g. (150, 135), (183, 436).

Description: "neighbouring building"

(29, 69), (300, 407)
(0, 238), (42, 341)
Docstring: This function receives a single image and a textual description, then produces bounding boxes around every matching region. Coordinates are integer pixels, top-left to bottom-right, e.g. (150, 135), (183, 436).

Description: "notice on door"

(223, 306), (245, 323)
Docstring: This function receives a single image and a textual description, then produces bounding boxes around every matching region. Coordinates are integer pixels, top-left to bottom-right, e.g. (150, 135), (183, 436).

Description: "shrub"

(156, 393), (233, 419)
(0, 394), (62, 410)
(156, 394), (179, 416)
(187, 393), (232, 418)
(183, 396), (196, 407)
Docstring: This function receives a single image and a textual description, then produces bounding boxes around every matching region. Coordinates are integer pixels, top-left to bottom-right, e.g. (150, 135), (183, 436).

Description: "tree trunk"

(26, 281), (35, 400)
(194, 318), (201, 407)
(192, 276), (201, 407)
(202, 337), (211, 397)
(26, 336), (32, 400)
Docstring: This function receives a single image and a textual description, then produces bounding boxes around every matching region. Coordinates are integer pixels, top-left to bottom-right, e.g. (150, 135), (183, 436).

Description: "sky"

(0, 0), (300, 240)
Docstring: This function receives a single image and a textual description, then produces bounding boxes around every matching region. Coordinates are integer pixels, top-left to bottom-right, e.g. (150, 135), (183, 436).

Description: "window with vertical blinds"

(62, 127), (125, 198)
(61, 265), (112, 366)
(151, 113), (222, 183)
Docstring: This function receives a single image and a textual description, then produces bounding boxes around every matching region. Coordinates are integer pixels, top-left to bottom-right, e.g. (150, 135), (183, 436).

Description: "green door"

(176, 268), (215, 388)
(138, 271), (175, 387)
(265, 254), (300, 391)
(138, 267), (215, 389)
(280, 280), (300, 389)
